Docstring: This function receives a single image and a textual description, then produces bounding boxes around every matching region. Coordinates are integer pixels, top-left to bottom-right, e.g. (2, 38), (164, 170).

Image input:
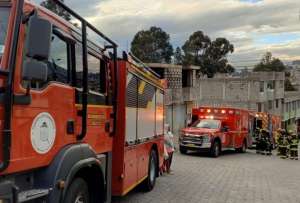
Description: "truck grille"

(181, 136), (203, 146)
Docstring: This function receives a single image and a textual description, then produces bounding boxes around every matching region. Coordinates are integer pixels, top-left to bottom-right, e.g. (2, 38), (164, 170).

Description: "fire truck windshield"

(192, 119), (220, 129)
(0, 7), (10, 58)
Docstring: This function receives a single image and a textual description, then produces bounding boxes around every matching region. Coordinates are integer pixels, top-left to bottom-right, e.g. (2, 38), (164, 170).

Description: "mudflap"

(0, 181), (18, 203)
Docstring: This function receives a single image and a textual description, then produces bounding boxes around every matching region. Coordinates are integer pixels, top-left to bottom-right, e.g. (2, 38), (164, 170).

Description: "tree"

(40, 0), (71, 21)
(131, 27), (173, 63)
(253, 52), (297, 91)
(182, 31), (211, 66)
(253, 52), (286, 72)
(174, 47), (183, 65)
(182, 31), (234, 78)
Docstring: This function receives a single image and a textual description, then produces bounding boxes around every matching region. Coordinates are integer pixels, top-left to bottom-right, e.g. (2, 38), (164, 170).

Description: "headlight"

(202, 135), (211, 143)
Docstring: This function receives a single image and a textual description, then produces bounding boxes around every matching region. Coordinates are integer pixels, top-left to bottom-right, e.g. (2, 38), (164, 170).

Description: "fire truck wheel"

(64, 178), (90, 203)
(143, 150), (157, 191)
(210, 141), (221, 158)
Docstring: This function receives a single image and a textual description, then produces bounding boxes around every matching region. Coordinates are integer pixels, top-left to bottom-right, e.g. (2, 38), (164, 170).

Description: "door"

(12, 31), (77, 171)
(74, 50), (113, 153)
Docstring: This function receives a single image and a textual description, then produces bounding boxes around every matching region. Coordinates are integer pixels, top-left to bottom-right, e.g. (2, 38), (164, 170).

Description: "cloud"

(34, 0), (300, 67)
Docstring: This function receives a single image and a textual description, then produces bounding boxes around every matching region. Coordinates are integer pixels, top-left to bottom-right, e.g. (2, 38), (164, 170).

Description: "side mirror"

(25, 13), (52, 60)
(22, 59), (48, 82)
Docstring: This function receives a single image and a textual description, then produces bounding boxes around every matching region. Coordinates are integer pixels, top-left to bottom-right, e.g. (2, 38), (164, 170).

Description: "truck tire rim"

(150, 156), (156, 184)
(74, 194), (84, 203)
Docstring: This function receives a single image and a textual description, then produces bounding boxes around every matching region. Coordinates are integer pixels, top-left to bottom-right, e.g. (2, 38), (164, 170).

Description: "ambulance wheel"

(241, 140), (247, 153)
(179, 146), (187, 154)
(210, 141), (221, 157)
(237, 140), (247, 153)
(64, 178), (89, 203)
(143, 150), (157, 191)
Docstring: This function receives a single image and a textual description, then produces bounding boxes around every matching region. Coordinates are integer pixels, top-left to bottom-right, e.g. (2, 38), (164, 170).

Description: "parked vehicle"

(0, 0), (164, 202)
(180, 107), (251, 157)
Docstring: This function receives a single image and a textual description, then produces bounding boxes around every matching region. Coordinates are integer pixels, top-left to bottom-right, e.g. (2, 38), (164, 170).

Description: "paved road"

(112, 150), (300, 203)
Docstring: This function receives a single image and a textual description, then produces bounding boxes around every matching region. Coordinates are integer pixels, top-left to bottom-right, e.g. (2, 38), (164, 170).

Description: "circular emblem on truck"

(31, 112), (56, 154)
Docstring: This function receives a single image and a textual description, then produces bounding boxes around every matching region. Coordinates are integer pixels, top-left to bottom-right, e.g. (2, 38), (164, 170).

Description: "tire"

(142, 150), (157, 191)
(64, 178), (89, 203)
(210, 141), (221, 158)
(236, 140), (247, 153)
(179, 146), (187, 154)
(241, 140), (247, 153)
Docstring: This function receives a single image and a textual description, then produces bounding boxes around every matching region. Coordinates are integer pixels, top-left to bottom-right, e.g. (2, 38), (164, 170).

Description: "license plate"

(186, 144), (196, 147)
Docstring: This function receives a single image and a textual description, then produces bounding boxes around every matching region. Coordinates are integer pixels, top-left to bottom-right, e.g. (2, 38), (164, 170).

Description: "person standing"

(164, 124), (175, 174)
(289, 133), (299, 160)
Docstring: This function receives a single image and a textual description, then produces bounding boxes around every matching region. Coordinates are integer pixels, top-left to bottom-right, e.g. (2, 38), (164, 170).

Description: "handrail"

(0, 0), (24, 172)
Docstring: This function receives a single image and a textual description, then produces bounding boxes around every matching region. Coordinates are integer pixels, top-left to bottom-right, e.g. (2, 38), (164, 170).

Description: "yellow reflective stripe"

(122, 175), (148, 196)
(138, 81), (146, 94)
(75, 104), (113, 108)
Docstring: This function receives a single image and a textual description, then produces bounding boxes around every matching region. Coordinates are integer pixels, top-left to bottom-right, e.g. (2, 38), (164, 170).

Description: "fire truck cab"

(180, 107), (250, 157)
(0, 0), (164, 202)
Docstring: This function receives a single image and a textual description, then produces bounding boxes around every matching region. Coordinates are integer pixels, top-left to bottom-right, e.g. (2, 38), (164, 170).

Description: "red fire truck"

(180, 107), (251, 157)
(0, 0), (164, 202)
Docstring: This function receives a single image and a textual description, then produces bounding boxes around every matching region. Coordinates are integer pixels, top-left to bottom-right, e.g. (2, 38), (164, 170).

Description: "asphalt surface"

(112, 150), (300, 203)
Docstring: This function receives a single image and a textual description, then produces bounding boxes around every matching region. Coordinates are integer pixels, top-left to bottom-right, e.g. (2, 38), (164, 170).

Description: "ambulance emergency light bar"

(199, 108), (235, 115)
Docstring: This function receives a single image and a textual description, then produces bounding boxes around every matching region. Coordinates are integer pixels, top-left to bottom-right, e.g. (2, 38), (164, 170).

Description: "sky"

(33, 0), (300, 68)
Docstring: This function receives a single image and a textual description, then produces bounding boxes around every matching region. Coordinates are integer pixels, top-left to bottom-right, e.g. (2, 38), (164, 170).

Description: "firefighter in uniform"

(255, 128), (262, 154)
(276, 129), (284, 156)
(289, 133), (299, 160)
(278, 129), (289, 159)
(263, 129), (272, 155)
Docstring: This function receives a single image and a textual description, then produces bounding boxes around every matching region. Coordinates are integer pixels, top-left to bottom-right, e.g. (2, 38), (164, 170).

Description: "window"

(75, 44), (83, 88)
(24, 33), (70, 88)
(46, 34), (69, 84)
(257, 103), (262, 112)
(268, 100), (273, 110)
(88, 54), (101, 93)
(0, 7), (10, 57)
(259, 81), (264, 92)
(87, 54), (106, 105)
(276, 99), (279, 108)
(192, 119), (221, 129)
(75, 45), (108, 105)
(267, 81), (274, 90)
(279, 80), (284, 88)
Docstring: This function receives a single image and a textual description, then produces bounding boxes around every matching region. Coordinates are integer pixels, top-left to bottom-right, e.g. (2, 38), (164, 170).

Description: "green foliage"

(253, 52), (286, 72)
(131, 26), (173, 63)
(254, 52), (297, 91)
(182, 31), (234, 78)
(40, 0), (71, 21)
(174, 47), (183, 65)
